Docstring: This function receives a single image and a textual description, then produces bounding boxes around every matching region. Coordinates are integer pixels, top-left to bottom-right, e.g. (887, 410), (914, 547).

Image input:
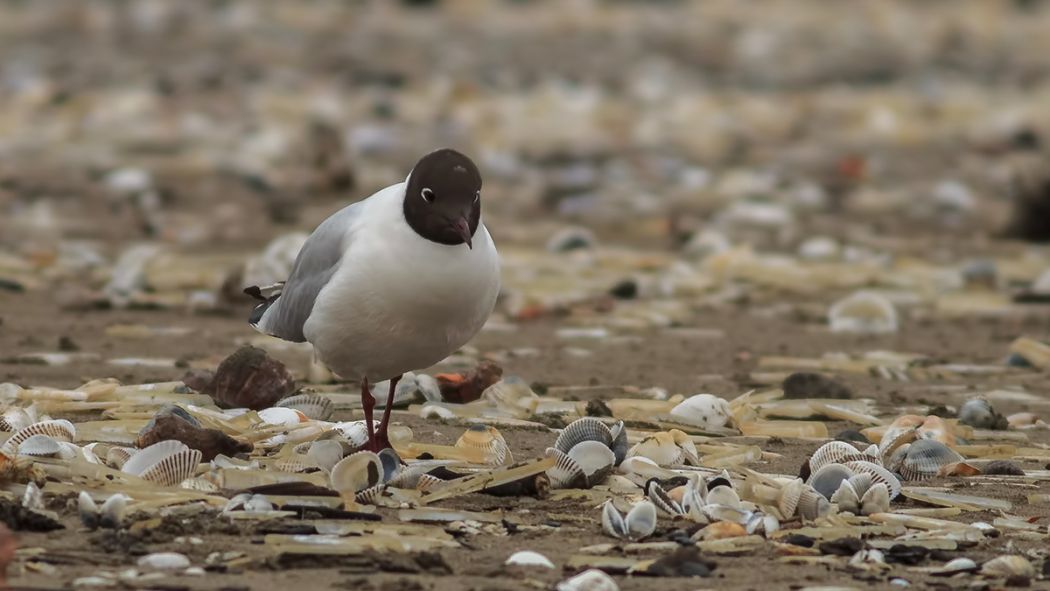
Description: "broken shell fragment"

(505, 550), (555, 569)
(932, 557), (979, 576)
(455, 424), (512, 466)
(828, 291), (898, 334)
(670, 394), (733, 429)
(601, 500), (657, 542)
(556, 569), (619, 591)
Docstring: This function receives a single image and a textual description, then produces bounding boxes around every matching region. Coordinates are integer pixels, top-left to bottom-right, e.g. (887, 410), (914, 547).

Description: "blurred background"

(1, 0), (1050, 394)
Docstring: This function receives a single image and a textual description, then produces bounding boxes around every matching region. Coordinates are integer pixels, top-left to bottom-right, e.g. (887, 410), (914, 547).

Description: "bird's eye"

(474, 190), (480, 203)
(421, 188), (435, 203)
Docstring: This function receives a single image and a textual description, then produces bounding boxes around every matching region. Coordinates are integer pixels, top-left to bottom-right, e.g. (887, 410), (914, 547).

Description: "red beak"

(453, 217), (473, 249)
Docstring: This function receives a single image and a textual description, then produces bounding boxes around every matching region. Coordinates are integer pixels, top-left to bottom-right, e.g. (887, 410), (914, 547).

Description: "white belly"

(303, 224), (499, 382)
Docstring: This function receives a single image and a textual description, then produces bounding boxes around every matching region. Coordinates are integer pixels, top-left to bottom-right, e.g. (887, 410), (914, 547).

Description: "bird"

(245, 148), (500, 451)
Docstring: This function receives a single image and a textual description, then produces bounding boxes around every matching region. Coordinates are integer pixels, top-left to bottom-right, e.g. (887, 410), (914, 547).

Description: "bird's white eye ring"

(421, 188), (434, 203)
(474, 190), (480, 203)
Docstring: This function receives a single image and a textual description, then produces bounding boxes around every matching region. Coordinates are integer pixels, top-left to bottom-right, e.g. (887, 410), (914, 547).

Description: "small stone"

(983, 460), (1025, 476)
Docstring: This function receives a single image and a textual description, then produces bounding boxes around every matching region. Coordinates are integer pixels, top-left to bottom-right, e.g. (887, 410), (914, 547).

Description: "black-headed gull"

(245, 149), (500, 450)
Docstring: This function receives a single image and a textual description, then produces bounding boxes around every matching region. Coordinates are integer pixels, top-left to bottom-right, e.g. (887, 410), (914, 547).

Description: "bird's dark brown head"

(403, 148), (482, 248)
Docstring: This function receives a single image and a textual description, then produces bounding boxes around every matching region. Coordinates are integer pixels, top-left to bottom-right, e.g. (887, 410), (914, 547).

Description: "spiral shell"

(455, 424), (512, 466)
(277, 393), (334, 421)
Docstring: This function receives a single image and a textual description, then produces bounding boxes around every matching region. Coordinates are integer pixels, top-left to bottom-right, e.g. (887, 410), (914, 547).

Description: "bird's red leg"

(360, 377), (377, 451)
(375, 375), (401, 450)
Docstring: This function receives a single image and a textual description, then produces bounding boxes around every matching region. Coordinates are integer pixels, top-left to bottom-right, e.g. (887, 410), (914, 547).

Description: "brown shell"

(208, 346), (297, 410)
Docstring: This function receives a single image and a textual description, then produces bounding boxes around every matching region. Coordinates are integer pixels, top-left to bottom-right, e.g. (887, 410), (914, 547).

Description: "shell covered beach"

(4, 1), (1050, 590)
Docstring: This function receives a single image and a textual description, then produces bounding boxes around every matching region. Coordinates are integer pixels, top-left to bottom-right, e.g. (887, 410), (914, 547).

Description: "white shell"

(601, 500), (656, 541)
(277, 394), (334, 421)
(828, 291), (898, 334)
(705, 484), (742, 509)
(669, 394), (733, 429)
(99, 494), (128, 529)
(17, 434), (63, 457)
(556, 569), (619, 591)
(1, 419), (76, 455)
(78, 491), (99, 529)
(22, 482), (43, 511)
(330, 451), (383, 494)
(567, 440), (615, 485)
(626, 432), (682, 466)
(306, 440), (345, 472)
(332, 421), (378, 448)
(137, 552), (191, 570)
(981, 555), (1035, 577)
(505, 551), (555, 569)
(122, 440), (202, 487)
(257, 407), (304, 427)
(546, 448), (587, 489)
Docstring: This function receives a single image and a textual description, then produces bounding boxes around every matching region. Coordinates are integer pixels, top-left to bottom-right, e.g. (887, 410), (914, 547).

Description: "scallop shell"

(306, 440), (345, 473)
(331, 421), (376, 448)
(455, 424), (512, 465)
(415, 473), (446, 493)
(277, 393), (334, 421)
(330, 451), (383, 494)
(105, 446), (136, 469)
(122, 440), (202, 487)
(355, 484), (387, 505)
(669, 394), (733, 429)
(181, 477), (220, 492)
(1, 419), (76, 455)
(627, 432), (682, 466)
(554, 417), (613, 454)
(778, 479), (829, 520)
(567, 440), (615, 486)
(669, 429), (699, 466)
(556, 569), (619, 591)
(0, 407), (34, 432)
(601, 500), (656, 541)
(843, 460), (902, 500)
(809, 441), (875, 472)
(16, 434), (63, 457)
(981, 555), (1035, 578)
(645, 482), (683, 516)
(808, 463), (855, 499)
(893, 439), (964, 481)
(545, 448), (587, 489)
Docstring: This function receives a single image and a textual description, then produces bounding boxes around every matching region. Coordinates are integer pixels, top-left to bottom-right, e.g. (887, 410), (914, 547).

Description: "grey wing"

(247, 203), (360, 342)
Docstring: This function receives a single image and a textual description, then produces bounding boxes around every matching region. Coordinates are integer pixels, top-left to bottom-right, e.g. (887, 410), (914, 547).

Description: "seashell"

(567, 440), (615, 486)
(0, 407), (34, 432)
(809, 441), (873, 473)
(554, 417), (613, 454)
(646, 482), (683, 516)
(330, 451), (383, 494)
(980, 555), (1035, 578)
(306, 440), (345, 472)
(209, 345), (297, 410)
(331, 421), (377, 448)
(957, 399), (1007, 430)
(556, 569), (619, 591)
(608, 421), (628, 465)
(137, 552), (191, 571)
(277, 393), (334, 421)
(828, 291), (898, 334)
(106, 446), (136, 469)
(878, 415), (924, 459)
(669, 429), (699, 466)
(1006, 412), (1042, 429)
(505, 550), (554, 569)
(99, 494), (127, 529)
(932, 557), (979, 576)
(136, 409), (253, 461)
(22, 482), (43, 511)
(892, 439), (964, 481)
(917, 416), (955, 447)
(626, 432), (682, 466)
(415, 473), (446, 493)
(122, 440), (202, 487)
(274, 454), (318, 473)
(545, 448), (587, 489)
(601, 500), (657, 542)
(16, 434), (62, 457)
(704, 484), (741, 509)
(842, 460), (902, 500)
(181, 477), (220, 492)
(482, 378), (539, 414)
(1, 419), (76, 455)
(698, 520), (747, 540)
(831, 473), (889, 515)
(257, 407), (307, 427)
(455, 424), (512, 466)
(78, 491), (99, 530)
(938, 461), (982, 477)
(778, 479), (830, 520)
(744, 511), (779, 535)
(669, 394), (733, 429)
(808, 463), (854, 500)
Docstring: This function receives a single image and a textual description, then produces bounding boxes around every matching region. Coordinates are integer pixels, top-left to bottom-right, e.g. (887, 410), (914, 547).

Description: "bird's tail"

(244, 282), (284, 329)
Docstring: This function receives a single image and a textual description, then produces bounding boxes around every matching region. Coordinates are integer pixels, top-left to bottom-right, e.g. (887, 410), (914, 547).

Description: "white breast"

(303, 184), (500, 382)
